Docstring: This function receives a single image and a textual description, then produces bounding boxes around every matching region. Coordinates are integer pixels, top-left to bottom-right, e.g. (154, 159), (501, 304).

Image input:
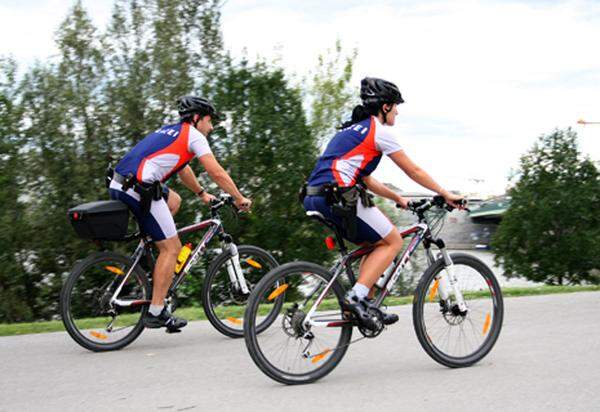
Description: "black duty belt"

(112, 172), (158, 191)
(111, 172), (164, 215)
(306, 185), (329, 196)
(111, 172), (128, 186)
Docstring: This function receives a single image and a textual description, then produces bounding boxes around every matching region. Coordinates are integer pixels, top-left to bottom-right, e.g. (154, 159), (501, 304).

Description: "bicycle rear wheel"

(202, 245), (280, 338)
(244, 262), (352, 385)
(60, 252), (150, 352)
(413, 253), (503, 367)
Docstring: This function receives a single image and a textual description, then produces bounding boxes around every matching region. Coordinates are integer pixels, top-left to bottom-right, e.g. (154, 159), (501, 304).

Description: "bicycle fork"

(430, 248), (467, 313)
(225, 243), (250, 295)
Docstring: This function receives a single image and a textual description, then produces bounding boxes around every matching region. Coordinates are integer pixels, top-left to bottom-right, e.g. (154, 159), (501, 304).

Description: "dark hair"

(339, 103), (379, 129)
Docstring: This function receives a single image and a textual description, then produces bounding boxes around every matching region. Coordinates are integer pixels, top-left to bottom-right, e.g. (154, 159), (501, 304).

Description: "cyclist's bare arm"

(388, 150), (463, 207)
(178, 165), (203, 194)
(198, 154), (251, 210)
(178, 165), (215, 204)
(362, 175), (407, 208)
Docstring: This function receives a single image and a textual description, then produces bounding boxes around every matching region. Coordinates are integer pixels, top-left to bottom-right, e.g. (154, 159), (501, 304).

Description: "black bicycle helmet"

(360, 77), (404, 106)
(177, 95), (221, 120)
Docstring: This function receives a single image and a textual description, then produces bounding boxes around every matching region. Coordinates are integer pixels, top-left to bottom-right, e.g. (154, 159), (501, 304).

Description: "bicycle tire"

(244, 262), (352, 385)
(201, 245), (280, 338)
(412, 253), (504, 368)
(60, 251), (150, 352)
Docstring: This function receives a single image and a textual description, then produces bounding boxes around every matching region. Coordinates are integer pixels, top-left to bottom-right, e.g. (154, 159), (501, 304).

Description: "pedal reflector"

(267, 284), (288, 301)
(482, 312), (491, 335)
(429, 279), (439, 302)
(90, 331), (108, 340)
(105, 266), (124, 276)
(245, 258), (262, 269)
(226, 317), (242, 325)
(311, 349), (331, 364)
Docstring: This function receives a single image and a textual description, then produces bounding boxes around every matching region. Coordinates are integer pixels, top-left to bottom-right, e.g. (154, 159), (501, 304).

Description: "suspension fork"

(437, 248), (467, 312)
(223, 239), (250, 295)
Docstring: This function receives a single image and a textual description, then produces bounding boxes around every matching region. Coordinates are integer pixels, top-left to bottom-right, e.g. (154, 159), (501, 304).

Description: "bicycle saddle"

(306, 211), (346, 239)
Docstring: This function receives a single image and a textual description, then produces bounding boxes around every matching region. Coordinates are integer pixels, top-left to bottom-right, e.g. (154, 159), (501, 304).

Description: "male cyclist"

(109, 96), (251, 332)
(303, 77), (463, 331)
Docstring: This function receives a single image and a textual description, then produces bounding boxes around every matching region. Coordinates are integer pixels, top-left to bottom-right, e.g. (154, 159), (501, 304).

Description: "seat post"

(334, 227), (347, 256)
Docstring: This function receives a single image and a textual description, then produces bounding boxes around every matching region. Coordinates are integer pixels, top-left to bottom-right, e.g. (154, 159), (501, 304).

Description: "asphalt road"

(1, 292), (599, 412)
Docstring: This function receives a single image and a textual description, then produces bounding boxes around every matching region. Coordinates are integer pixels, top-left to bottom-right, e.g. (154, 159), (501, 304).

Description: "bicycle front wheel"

(244, 262), (352, 385)
(60, 252), (150, 352)
(413, 253), (503, 368)
(202, 245), (279, 338)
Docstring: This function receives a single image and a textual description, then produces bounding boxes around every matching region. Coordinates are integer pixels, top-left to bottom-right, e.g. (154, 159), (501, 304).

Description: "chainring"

(357, 307), (385, 338)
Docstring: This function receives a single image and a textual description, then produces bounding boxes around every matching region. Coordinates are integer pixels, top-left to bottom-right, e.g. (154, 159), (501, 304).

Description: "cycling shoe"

(343, 290), (380, 331)
(144, 308), (188, 332)
(364, 298), (399, 325)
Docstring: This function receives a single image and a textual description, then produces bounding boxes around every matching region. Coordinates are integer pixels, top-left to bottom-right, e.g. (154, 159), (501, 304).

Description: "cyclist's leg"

(136, 197), (180, 306)
(356, 229), (403, 288)
(354, 202), (403, 289)
(152, 235), (181, 306)
(165, 187), (181, 216)
(140, 199), (188, 329)
(342, 203), (403, 328)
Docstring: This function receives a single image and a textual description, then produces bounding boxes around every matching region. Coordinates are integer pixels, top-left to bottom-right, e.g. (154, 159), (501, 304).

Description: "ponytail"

(339, 104), (379, 129)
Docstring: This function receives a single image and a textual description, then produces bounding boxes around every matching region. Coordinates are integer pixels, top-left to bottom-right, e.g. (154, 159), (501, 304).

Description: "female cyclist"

(303, 77), (464, 330)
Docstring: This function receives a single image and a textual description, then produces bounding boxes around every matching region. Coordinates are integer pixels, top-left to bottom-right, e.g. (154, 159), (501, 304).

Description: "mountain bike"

(243, 196), (504, 384)
(60, 194), (281, 352)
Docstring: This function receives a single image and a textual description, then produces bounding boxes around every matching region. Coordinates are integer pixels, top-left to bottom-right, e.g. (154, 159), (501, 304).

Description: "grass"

(1, 284), (599, 337)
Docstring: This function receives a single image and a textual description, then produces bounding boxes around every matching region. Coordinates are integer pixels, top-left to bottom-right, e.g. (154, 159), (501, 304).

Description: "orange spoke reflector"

(267, 284), (289, 301)
(311, 349), (331, 364)
(90, 331), (108, 340)
(245, 258), (262, 269)
(482, 312), (492, 335)
(105, 266), (124, 276)
(429, 279), (439, 302)
(226, 317), (242, 325)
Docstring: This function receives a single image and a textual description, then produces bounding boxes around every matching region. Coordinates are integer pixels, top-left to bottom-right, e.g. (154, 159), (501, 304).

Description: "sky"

(1, 0), (599, 196)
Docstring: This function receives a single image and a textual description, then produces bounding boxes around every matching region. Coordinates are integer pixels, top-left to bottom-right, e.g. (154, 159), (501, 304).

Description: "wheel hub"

(229, 280), (252, 305)
(282, 305), (307, 338)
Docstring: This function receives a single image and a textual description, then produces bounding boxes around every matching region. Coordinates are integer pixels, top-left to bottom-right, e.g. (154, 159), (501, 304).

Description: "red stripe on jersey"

(136, 123), (194, 183)
(332, 118), (379, 187)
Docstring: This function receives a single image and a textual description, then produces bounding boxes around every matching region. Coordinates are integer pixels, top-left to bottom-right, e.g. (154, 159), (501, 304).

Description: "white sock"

(352, 283), (370, 299)
(149, 305), (163, 316)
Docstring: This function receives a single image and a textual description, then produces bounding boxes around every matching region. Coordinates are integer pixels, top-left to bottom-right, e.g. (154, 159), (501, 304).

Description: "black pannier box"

(68, 200), (130, 240)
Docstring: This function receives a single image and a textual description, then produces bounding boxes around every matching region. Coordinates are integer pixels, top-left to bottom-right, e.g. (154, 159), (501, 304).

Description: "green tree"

(0, 57), (31, 321)
(492, 129), (600, 285)
(18, 1), (108, 318)
(307, 40), (357, 144)
(210, 59), (328, 264)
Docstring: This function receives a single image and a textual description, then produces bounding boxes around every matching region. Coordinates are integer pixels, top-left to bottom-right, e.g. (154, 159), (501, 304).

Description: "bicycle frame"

(109, 214), (248, 309)
(303, 218), (467, 329)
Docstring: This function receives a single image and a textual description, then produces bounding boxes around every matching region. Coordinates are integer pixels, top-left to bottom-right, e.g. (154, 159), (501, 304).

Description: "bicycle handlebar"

(210, 193), (236, 213)
(396, 195), (470, 216)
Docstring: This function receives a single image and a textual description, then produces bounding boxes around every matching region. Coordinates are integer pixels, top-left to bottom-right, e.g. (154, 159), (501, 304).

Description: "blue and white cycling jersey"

(307, 116), (402, 187)
(110, 122), (212, 241)
(305, 116), (403, 244)
(115, 122), (212, 184)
